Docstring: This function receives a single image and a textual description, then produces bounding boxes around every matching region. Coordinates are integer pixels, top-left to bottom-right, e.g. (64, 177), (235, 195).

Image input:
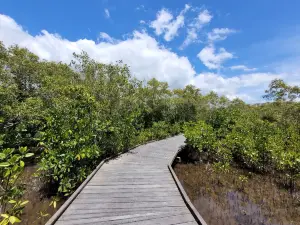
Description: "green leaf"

(20, 200), (29, 206)
(0, 153), (6, 160)
(25, 153), (34, 158)
(1, 214), (9, 219)
(12, 165), (19, 172)
(19, 147), (27, 154)
(8, 200), (16, 204)
(38, 142), (45, 146)
(20, 161), (25, 168)
(9, 216), (21, 224)
(4, 170), (10, 177)
(0, 162), (10, 167)
(40, 211), (49, 217)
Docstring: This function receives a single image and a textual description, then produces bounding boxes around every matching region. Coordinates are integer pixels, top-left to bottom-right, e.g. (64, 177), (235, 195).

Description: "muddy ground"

(174, 163), (300, 225)
(18, 165), (65, 225)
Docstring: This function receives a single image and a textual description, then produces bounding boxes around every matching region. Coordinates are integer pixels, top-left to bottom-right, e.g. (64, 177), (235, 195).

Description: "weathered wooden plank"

(60, 211), (190, 222)
(76, 195), (182, 202)
(85, 184), (176, 189)
(94, 170), (170, 174)
(81, 188), (180, 194)
(77, 192), (181, 198)
(93, 174), (172, 178)
(91, 177), (171, 181)
(62, 206), (188, 216)
(87, 181), (175, 186)
(56, 212), (194, 225)
(70, 198), (184, 204)
(67, 201), (186, 210)
(98, 169), (170, 173)
(88, 179), (174, 183)
(87, 179), (174, 183)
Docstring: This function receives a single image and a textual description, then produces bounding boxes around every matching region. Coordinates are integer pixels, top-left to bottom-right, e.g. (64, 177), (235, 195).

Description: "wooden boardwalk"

(47, 135), (201, 225)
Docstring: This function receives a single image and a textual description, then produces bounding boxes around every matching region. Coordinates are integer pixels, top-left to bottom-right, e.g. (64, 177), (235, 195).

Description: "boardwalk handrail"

(168, 150), (207, 225)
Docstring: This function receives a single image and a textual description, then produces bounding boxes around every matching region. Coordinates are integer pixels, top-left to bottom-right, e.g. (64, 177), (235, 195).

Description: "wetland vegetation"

(1, 42), (300, 224)
(175, 80), (300, 224)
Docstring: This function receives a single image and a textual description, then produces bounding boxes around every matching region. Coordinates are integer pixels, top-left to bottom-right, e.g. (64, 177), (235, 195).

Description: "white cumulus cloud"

(191, 72), (284, 102)
(197, 45), (233, 69)
(150, 4), (190, 41)
(1, 13), (296, 103)
(230, 65), (257, 72)
(0, 14), (195, 88)
(150, 9), (173, 35)
(98, 32), (117, 43)
(208, 28), (236, 42)
(194, 9), (213, 29)
(181, 9), (213, 49)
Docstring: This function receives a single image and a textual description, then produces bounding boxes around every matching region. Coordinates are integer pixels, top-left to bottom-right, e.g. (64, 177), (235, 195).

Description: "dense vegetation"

(184, 80), (300, 193)
(0, 41), (299, 224)
(0, 42), (221, 223)
(180, 80), (300, 224)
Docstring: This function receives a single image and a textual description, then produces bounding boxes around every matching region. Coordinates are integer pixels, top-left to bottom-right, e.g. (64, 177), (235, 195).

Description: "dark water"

(174, 163), (299, 225)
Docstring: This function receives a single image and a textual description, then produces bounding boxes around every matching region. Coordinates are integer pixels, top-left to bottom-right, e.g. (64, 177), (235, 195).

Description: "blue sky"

(1, 0), (300, 102)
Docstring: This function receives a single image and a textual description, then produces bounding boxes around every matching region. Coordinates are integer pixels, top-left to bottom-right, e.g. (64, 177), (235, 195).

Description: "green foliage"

(0, 42), (210, 200)
(264, 79), (300, 101)
(169, 122), (182, 136)
(183, 121), (216, 154)
(150, 121), (171, 140)
(134, 122), (181, 145)
(276, 151), (300, 191)
(1, 41), (300, 221)
(37, 85), (103, 195)
(184, 85), (300, 192)
(0, 200), (28, 224)
(49, 196), (59, 209)
(212, 161), (230, 174)
(237, 175), (249, 191)
(0, 147), (34, 211)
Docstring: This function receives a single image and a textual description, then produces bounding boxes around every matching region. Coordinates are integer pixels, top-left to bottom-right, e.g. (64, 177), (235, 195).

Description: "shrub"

(183, 121), (216, 154)
(150, 121), (170, 140)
